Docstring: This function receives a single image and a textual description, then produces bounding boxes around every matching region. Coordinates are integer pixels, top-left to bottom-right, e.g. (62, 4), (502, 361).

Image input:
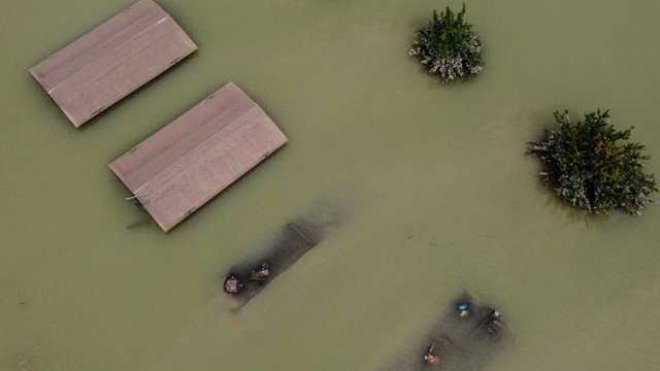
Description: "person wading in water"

(250, 262), (271, 283)
(223, 273), (244, 295)
(481, 308), (504, 337)
(423, 343), (440, 366)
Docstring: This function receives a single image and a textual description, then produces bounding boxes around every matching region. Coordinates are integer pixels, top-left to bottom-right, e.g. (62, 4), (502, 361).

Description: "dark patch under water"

(384, 293), (510, 371)
(223, 203), (345, 311)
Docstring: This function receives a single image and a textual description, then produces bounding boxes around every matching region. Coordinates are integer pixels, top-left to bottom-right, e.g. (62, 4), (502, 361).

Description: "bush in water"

(409, 5), (483, 82)
(528, 109), (657, 215)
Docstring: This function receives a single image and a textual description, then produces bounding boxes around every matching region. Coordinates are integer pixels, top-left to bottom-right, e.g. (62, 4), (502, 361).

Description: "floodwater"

(1, 0), (660, 370)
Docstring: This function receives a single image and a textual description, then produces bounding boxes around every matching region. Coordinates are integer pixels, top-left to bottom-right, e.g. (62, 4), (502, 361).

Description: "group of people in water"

(454, 298), (505, 337)
(223, 262), (272, 295)
(423, 298), (505, 366)
(226, 263), (501, 369)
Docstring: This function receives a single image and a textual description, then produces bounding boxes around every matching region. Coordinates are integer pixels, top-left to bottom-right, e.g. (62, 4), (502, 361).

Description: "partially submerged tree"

(409, 5), (483, 82)
(528, 110), (657, 215)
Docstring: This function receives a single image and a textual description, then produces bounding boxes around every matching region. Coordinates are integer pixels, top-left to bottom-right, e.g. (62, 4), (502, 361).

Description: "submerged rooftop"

(109, 83), (288, 232)
(29, 0), (197, 127)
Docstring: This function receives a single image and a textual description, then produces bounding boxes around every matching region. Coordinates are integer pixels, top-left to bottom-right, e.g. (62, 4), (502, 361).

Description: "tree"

(528, 109), (657, 215)
(409, 5), (483, 82)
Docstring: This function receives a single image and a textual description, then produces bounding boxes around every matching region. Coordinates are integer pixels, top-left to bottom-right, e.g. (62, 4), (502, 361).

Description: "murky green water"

(2, 0), (660, 370)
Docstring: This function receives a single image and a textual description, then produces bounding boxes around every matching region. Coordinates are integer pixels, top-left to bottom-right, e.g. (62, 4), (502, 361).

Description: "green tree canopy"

(528, 110), (657, 215)
(409, 5), (483, 82)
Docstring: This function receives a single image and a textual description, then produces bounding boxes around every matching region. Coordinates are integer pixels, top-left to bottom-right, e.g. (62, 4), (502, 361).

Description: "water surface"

(1, 0), (660, 370)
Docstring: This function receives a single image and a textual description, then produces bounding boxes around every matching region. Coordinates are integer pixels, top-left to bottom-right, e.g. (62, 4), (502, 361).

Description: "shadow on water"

(383, 292), (511, 371)
(222, 200), (346, 312)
